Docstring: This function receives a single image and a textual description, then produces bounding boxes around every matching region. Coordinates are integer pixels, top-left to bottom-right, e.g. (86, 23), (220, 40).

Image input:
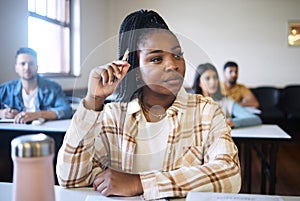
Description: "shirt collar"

(126, 87), (188, 116)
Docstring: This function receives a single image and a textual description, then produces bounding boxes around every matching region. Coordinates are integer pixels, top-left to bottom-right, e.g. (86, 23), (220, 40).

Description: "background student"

(0, 47), (72, 123)
(56, 9), (241, 200)
(221, 61), (259, 109)
(192, 63), (262, 128)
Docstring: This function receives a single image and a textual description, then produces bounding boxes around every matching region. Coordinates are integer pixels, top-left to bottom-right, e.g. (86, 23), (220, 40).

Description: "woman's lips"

(164, 76), (183, 85)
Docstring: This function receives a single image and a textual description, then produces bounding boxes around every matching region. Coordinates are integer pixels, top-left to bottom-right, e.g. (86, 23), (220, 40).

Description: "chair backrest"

(251, 87), (281, 109)
(66, 96), (81, 112)
(283, 85), (300, 110)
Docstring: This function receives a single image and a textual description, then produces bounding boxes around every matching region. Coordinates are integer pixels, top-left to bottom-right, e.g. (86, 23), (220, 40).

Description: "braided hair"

(114, 9), (170, 102)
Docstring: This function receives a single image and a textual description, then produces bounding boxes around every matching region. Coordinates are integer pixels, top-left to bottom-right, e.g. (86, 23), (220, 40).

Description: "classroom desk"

(0, 119), (71, 132)
(187, 192), (300, 201)
(0, 182), (182, 201)
(0, 119), (70, 184)
(1, 182), (299, 201)
(231, 125), (291, 195)
(0, 122), (291, 195)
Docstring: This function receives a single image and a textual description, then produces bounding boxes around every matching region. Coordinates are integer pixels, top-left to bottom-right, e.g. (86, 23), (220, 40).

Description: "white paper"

(187, 192), (284, 201)
(245, 106), (262, 114)
(0, 119), (15, 123)
(84, 195), (144, 201)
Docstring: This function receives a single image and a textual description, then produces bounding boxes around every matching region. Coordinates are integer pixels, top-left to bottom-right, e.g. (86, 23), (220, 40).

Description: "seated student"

(56, 9), (241, 200)
(192, 63), (262, 128)
(0, 47), (72, 123)
(221, 61), (259, 109)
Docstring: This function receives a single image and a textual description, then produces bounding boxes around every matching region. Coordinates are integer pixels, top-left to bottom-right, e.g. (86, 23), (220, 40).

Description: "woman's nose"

(165, 57), (178, 71)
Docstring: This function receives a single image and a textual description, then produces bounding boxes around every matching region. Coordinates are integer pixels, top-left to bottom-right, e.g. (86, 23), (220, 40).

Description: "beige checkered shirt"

(56, 88), (241, 200)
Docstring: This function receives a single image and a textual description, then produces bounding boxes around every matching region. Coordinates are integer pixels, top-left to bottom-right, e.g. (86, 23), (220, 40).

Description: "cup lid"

(11, 133), (54, 157)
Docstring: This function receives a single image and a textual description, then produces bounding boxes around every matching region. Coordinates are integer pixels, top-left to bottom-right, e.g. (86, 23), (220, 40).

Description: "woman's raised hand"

(84, 60), (130, 110)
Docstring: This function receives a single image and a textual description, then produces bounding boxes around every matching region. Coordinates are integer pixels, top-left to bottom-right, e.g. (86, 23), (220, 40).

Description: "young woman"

(56, 10), (241, 200)
(192, 63), (262, 128)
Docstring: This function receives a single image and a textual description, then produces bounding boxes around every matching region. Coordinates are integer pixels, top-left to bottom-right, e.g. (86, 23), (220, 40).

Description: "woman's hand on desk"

(93, 167), (143, 197)
(226, 118), (235, 128)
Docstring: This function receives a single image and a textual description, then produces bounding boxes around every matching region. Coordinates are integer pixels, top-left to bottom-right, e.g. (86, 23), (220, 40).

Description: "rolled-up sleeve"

(49, 85), (73, 119)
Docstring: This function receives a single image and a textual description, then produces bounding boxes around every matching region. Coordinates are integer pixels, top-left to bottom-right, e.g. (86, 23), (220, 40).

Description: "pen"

(122, 48), (130, 61)
(4, 104), (12, 112)
(116, 48), (129, 77)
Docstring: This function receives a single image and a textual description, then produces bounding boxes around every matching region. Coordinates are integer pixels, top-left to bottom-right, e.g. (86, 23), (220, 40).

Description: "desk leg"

(269, 142), (278, 195)
(261, 144), (267, 194)
(259, 142), (278, 195)
(245, 143), (252, 193)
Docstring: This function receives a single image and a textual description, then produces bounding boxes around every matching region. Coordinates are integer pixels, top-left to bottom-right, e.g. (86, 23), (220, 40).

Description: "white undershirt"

(22, 88), (38, 112)
(132, 114), (169, 173)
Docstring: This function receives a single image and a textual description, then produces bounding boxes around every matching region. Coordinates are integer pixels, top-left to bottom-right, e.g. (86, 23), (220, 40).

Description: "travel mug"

(11, 133), (55, 201)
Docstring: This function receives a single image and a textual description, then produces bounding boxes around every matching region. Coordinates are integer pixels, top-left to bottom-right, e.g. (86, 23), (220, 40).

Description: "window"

(28, 0), (79, 76)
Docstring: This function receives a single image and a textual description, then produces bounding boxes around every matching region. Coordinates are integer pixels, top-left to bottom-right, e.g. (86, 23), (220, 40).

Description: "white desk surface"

(1, 182), (299, 201)
(0, 122), (290, 139)
(187, 192), (300, 201)
(0, 119), (70, 132)
(0, 182), (182, 201)
(231, 124), (291, 139)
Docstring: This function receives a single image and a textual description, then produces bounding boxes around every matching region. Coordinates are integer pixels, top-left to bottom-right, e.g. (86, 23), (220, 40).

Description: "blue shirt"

(0, 76), (72, 119)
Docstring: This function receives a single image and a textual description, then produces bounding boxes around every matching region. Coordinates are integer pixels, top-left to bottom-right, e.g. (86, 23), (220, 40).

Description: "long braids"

(114, 10), (169, 102)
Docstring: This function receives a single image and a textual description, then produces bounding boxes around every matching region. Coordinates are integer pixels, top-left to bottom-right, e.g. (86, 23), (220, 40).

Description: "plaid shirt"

(56, 88), (241, 200)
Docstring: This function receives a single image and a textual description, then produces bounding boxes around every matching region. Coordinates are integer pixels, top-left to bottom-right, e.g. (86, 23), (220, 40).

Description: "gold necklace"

(140, 102), (166, 120)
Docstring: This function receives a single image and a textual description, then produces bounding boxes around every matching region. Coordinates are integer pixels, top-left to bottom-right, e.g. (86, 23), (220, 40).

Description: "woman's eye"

(150, 56), (162, 63)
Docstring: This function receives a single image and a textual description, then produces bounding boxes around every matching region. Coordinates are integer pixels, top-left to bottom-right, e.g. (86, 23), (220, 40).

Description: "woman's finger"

(100, 70), (109, 85)
(106, 65), (116, 84)
(96, 183), (108, 195)
(110, 63), (122, 78)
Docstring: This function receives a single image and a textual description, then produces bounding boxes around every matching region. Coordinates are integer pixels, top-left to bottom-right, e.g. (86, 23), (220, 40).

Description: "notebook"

(186, 192), (284, 201)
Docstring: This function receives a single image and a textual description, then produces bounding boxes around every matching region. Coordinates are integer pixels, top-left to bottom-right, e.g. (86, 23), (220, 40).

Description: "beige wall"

(0, 0), (28, 83)
(1, 0), (300, 90)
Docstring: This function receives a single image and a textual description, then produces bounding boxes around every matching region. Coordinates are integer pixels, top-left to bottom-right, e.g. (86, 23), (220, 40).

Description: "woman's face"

(137, 30), (185, 96)
(199, 69), (219, 96)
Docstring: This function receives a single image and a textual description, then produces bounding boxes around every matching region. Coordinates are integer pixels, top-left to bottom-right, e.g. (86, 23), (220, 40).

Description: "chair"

(251, 87), (285, 124)
(66, 96), (81, 114)
(283, 85), (300, 121)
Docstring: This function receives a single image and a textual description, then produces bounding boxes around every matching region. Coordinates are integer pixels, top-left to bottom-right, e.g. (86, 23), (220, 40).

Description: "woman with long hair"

(57, 10), (241, 200)
(192, 63), (262, 128)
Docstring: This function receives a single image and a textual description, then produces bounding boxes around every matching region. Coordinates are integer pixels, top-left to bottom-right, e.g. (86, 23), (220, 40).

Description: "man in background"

(221, 61), (259, 109)
(0, 47), (72, 123)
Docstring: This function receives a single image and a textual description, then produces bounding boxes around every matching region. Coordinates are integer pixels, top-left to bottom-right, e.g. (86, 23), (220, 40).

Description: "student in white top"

(192, 63), (262, 128)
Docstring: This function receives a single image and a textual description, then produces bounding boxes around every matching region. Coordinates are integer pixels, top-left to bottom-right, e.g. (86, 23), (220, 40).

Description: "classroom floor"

(240, 129), (300, 196)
